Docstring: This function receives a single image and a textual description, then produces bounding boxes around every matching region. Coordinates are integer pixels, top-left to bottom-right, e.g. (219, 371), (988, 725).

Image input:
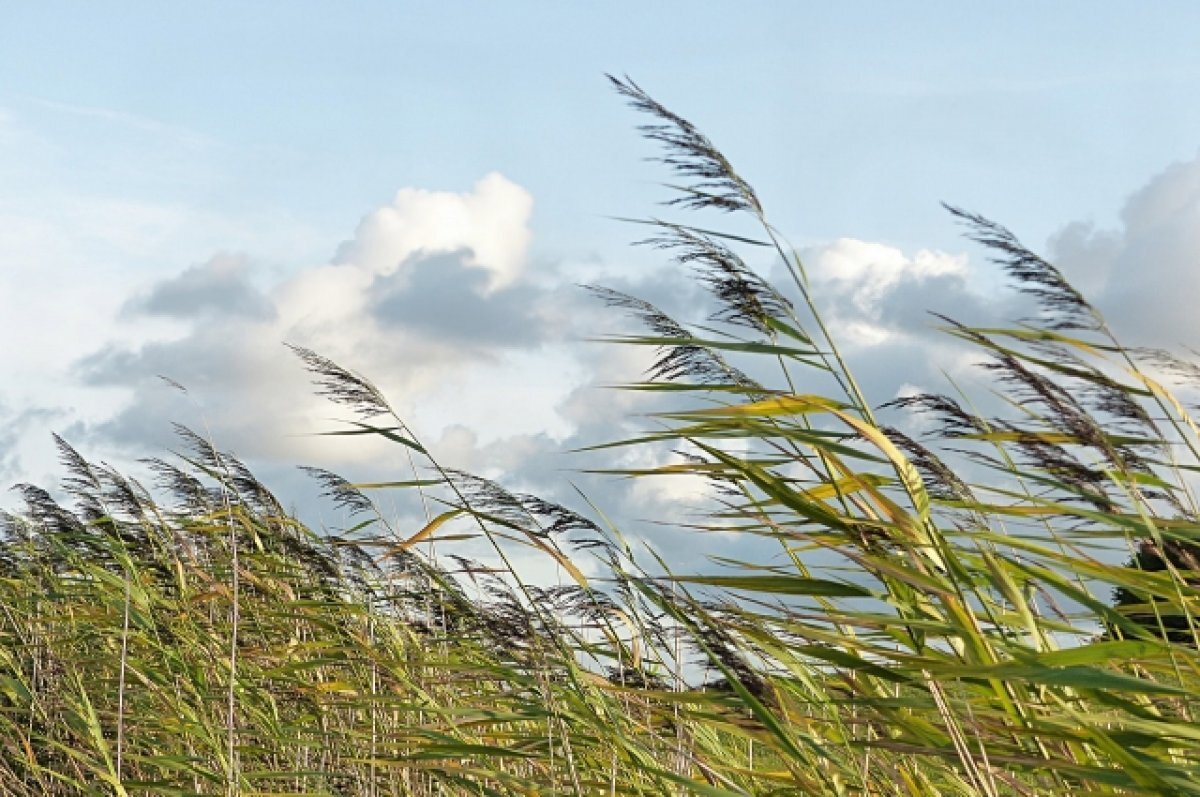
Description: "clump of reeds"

(2, 76), (1200, 796)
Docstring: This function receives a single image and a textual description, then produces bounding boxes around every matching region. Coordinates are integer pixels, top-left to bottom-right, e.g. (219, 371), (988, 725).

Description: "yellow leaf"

(681, 393), (843, 418)
(389, 509), (464, 554)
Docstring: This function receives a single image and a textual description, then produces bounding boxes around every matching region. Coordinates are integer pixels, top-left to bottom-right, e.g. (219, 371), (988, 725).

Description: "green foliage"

(1113, 537), (1200, 645)
(4, 76), (1200, 795)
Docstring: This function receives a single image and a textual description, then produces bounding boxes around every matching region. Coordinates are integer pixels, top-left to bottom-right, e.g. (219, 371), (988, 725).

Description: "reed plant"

(2, 76), (1200, 795)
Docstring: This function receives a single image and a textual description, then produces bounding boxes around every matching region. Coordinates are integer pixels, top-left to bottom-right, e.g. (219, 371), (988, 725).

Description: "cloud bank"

(16, 150), (1199, 578)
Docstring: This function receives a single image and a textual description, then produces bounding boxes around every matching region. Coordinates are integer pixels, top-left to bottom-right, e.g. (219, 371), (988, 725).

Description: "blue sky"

(3, 4), (1200, 572)
(9, 4), (1200, 251)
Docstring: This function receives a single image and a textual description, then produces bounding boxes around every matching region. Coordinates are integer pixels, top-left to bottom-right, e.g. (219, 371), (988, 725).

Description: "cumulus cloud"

(368, 250), (553, 349)
(807, 239), (967, 303)
(333, 172), (533, 292)
(1052, 150), (1200, 346)
(70, 173), (563, 470)
(123, 253), (276, 321)
(798, 238), (973, 347)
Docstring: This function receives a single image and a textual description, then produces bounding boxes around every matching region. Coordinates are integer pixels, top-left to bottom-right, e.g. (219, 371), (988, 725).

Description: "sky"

(3, 4), (1200, 576)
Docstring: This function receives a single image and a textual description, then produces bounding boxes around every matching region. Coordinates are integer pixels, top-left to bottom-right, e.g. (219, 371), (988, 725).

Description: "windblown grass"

(3, 76), (1200, 795)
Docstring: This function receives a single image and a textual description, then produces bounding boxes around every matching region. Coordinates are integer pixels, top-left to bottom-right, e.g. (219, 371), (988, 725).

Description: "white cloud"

(1052, 150), (1200, 346)
(807, 238), (967, 315)
(333, 172), (533, 291)
(625, 443), (719, 511)
(797, 238), (970, 347)
(69, 172), (562, 474)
